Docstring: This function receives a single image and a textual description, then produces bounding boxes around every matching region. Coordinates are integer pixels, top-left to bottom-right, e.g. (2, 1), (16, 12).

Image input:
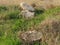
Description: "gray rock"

(21, 10), (35, 19)
(19, 30), (42, 42)
(20, 2), (35, 11)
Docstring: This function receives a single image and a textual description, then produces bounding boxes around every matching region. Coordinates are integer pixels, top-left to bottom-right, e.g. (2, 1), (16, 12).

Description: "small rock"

(19, 30), (42, 42)
(21, 10), (35, 19)
(20, 2), (35, 11)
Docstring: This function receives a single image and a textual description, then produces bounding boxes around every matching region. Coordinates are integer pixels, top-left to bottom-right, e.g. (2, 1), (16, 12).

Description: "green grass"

(0, 5), (60, 45)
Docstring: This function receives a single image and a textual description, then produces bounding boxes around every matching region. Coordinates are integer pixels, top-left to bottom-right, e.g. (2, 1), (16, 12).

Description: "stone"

(19, 30), (42, 42)
(20, 2), (35, 11)
(21, 10), (35, 19)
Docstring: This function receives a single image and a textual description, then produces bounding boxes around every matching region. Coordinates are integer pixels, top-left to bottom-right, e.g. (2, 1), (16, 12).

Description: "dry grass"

(0, 0), (60, 9)
(36, 18), (60, 45)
